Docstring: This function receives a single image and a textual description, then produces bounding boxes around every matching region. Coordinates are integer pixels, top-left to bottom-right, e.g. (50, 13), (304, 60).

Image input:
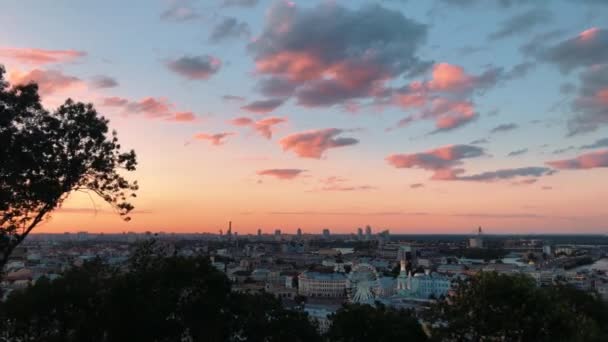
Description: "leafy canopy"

(0, 65), (138, 268)
(430, 272), (608, 341)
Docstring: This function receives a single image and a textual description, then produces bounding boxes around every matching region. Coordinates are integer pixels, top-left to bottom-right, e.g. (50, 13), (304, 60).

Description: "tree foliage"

(430, 272), (608, 341)
(327, 303), (428, 342)
(0, 241), (321, 342)
(0, 66), (137, 268)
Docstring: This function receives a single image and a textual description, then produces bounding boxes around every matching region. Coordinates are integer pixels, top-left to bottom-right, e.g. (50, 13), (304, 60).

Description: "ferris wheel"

(346, 263), (381, 303)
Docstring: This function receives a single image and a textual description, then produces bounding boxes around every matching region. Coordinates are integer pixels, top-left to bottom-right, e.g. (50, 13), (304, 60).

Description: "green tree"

(228, 293), (321, 342)
(0, 66), (138, 269)
(0, 243), (322, 342)
(327, 303), (428, 342)
(429, 272), (608, 341)
(0, 259), (116, 341)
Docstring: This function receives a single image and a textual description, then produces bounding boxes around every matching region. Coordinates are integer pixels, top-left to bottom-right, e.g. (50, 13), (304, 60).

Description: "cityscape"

(3, 226), (608, 338)
(2, 0), (608, 340)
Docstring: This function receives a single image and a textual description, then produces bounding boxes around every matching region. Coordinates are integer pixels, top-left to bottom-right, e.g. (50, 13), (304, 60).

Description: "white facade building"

(298, 271), (346, 298)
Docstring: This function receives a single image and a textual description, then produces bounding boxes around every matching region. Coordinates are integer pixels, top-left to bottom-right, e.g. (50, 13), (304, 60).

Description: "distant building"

(251, 268), (271, 282)
(398, 245), (418, 266)
(322, 229), (330, 239)
(257, 229), (262, 238)
(76, 231), (90, 241)
(297, 228), (302, 238)
(595, 281), (608, 301)
(304, 303), (340, 333)
(542, 245), (552, 256)
(469, 227), (484, 248)
(397, 267), (453, 299)
(365, 225), (372, 240)
(437, 264), (466, 275)
(298, 271), (346, 298)
(377, 229), (390, 244)
(274, 229), (282, 241)
(227, 221), (233, 240)
(357, 228), (363, 240)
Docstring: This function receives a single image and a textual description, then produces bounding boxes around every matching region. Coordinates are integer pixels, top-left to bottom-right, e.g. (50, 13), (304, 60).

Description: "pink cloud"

(241, 99), (284, 114)
(511, 178), (539, 186)
(248, 2), (429, 107)
(579, 27), (600, 42)
(568, 64), (608, 134)
(385, 146), (552, 183)
(279, 128), (358, 159)
(8, 69), (83, 95)
(428, 63), (476, 92)
(389, 63), (497, 132)
(169, 111), (196, 122)
(0, 47), (86, 65)
(547, 149), (608, 169)
(253, 117), (286, 139)
(230, 116), (286, 139)
(102, 96), (129, 106)
(429, 99), (478, 132)
(386, 145), (484, 171)
(432, 167), (554, 182)
(598, 88), (608, 105)
(317, 176), (375, 191)
(257, 168), (306, 180)
(166, 55), (222, 80)
(255, 51), (326, 82)
(542, 27), (608, 73)
(193, 132), (235, 146)
(230, 117), (255, 126)
(100, 96), (196, 122)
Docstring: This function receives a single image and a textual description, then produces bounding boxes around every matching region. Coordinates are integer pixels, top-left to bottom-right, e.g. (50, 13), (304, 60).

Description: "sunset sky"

(2, 0), (608, 234)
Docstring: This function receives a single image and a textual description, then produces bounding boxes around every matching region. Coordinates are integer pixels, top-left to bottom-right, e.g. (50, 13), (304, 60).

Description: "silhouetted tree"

(0, 66), (138, 269)
(228, 293), (321, 342)
(0, 259), (116, 341)
(0, 243), (321, 341)
(327, 303), (428, 342)
(429, 272), (608, 341)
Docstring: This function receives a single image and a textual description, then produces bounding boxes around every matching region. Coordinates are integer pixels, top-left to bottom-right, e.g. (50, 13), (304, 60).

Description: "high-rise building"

(365, 225), (372, 240)
(227, 221), (233, 240)
(398, 245), (418, 266)
(297, 228), (302, 238)
(357, 227), (363, 240)
(469, 226), (484, 248)
(257, 229), (262, 238)
(274, 229), (282, 241)
(76, 231), (90, 241)
(322, 228), (330, 239)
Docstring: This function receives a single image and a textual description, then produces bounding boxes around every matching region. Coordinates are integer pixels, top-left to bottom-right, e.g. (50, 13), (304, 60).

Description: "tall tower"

(297, 228), (302, 238)
(397, 259), (409, 291)
(257, 229), (262, 238)
(322, 228), (330, 239)
(469, 226), (484, 248)
(365, 225), (372, 240)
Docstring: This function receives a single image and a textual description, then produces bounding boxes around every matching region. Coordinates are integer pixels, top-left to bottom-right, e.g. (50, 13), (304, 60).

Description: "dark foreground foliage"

(2, 246), (608, 342)
(429, 272), (608, 341)
(0, 243), (320, 342)
(327, 303), (428, 342)
(0, 66), (137, 270)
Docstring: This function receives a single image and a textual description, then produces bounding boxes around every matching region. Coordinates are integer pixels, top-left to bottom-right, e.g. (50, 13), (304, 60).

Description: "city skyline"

(2, 0), (608, 233)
